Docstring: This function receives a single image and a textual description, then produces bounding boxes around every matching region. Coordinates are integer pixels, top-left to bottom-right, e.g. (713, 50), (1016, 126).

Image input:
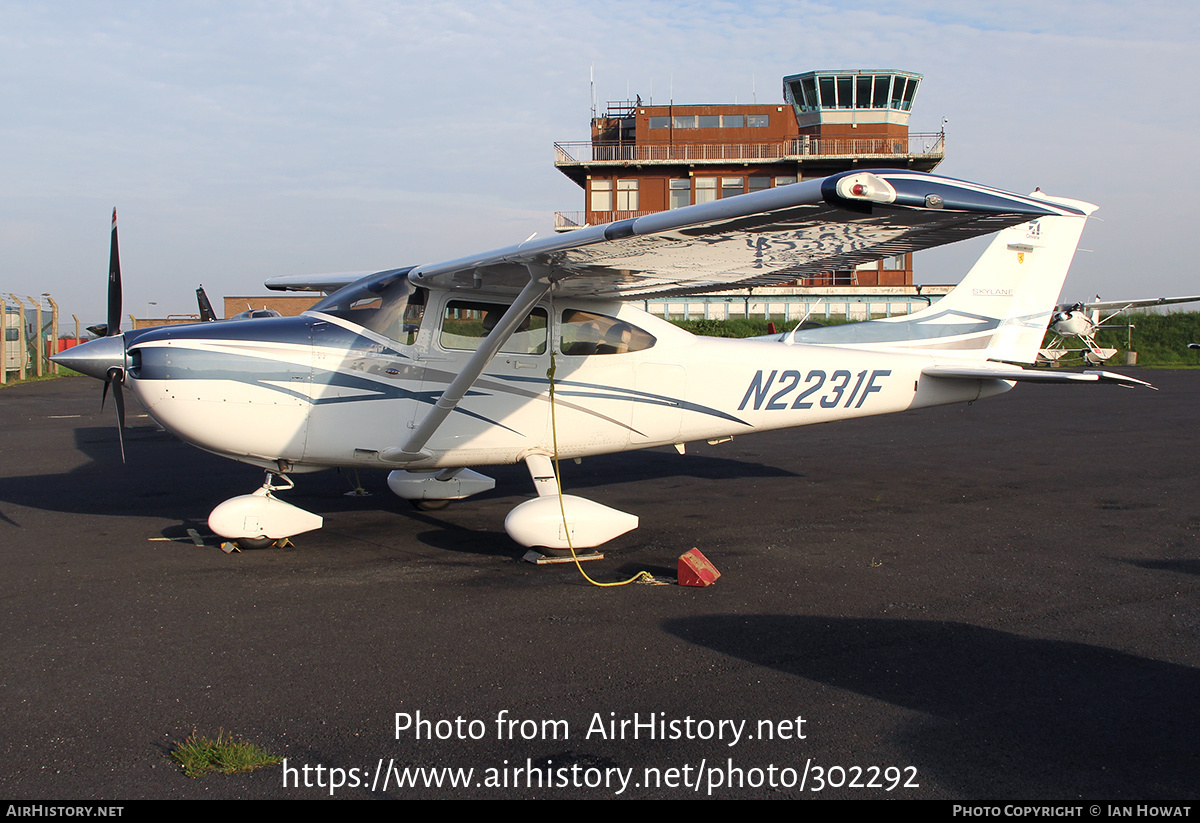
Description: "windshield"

(311, 275), (426, 345)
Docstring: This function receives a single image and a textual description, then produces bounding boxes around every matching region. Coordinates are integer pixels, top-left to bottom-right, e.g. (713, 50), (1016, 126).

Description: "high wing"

(409, 171), (1081, 297)
(267, 170), (1082, 298)
(1060, 295), (1200, 313)
(267, 270), (381, 293)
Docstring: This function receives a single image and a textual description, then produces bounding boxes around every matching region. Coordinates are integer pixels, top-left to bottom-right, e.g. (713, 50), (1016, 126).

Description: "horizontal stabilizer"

(922, 365), (1154, 389)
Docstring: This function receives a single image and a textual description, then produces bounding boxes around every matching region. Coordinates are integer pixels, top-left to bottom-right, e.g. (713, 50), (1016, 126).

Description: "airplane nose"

(51, 334), (127, 380)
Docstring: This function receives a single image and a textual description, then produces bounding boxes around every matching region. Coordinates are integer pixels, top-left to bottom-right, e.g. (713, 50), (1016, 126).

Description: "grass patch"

(1079, 311), (1200, 367)
(669, 315), (859, 338)
(170, 729), (281, 778)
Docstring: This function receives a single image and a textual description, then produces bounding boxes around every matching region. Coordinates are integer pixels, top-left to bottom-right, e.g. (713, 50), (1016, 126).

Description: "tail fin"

(786, 193), (1096, 363)
(196, 285), (216, 322)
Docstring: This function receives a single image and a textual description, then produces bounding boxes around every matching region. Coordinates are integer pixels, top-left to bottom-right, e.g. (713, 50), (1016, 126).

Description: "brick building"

(553, 69), (945, 287)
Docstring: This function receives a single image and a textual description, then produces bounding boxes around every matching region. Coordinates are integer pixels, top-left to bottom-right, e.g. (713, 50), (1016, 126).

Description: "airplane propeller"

(52, 209), (130, 461)
(102, 208), (127, 461)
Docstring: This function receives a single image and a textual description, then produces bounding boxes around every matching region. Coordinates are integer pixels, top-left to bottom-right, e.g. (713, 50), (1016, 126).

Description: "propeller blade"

(106, 366), (126, 463)
(107, 208), (121, 337)
(113, 380), (126, 464)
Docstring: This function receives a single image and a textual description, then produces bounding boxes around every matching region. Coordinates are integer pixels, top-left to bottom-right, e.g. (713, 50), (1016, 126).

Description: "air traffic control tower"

(554, 69), (944, 288)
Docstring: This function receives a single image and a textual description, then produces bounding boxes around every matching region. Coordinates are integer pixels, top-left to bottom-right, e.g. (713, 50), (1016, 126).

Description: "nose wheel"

(231, 536), (276, 551)
(410, 498), (451, 511)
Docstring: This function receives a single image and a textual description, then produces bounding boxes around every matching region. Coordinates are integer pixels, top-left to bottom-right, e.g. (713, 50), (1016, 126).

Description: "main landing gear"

(389, 456), (639, 551)
(503, 454), (638, 551)
(207, 472), (323, 551)
(206, 456), (639, 554)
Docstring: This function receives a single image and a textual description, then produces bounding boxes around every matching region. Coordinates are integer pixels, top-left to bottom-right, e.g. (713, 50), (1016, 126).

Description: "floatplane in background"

(55, 170), (1150, 552)
(1040, 295), (1200, 365)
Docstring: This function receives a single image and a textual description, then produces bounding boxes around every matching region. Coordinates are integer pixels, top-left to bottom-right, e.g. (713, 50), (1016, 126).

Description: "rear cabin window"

(560, 310), (656, 356)
(440, 301), (548, 355)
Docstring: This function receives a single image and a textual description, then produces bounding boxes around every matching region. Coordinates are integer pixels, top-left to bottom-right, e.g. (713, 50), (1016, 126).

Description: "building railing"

(554, 133), (945, 164)
(643, 291), (946, 322)
(554, 210), (655, 229)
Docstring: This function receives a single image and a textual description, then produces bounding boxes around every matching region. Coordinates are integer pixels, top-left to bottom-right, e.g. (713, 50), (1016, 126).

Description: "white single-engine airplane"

(55, 171), (1150, 551)
(1041, 295), (1200, 365)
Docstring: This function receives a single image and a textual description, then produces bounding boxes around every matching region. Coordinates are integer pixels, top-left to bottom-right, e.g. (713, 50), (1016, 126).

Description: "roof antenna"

(590, 65), (596, 119)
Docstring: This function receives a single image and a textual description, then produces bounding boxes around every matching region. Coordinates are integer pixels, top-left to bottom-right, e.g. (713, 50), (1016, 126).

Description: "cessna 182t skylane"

(54, 170), (1149, 551)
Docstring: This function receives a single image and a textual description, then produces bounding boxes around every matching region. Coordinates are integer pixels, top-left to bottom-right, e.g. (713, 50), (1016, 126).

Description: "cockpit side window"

(560, 310), (656, 355)
(311, 280), (426, 345)
(440, 301), (548, 355)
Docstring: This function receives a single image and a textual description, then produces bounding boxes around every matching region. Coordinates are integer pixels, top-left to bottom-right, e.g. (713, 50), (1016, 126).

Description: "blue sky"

(2, 1), (1196, 319)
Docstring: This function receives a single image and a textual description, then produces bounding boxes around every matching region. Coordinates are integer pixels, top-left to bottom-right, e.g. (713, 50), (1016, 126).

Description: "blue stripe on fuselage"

(133, 315), (403, 356)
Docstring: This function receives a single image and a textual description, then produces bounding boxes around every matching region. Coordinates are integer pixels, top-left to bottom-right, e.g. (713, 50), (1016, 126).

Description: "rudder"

(921, 193), (1096, 363)
(782, 192), (1095, 363)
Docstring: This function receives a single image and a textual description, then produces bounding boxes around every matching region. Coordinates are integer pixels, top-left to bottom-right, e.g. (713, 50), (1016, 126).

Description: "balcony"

(554, 132), (945, 166)
(554, 210), (655, 230)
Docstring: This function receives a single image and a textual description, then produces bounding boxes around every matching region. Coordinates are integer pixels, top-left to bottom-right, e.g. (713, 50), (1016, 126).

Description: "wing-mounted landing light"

(831, 172), (898, 205)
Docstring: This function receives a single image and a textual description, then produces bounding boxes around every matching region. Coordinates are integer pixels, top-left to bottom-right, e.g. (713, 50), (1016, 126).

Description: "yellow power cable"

(547, 348), (651, 587)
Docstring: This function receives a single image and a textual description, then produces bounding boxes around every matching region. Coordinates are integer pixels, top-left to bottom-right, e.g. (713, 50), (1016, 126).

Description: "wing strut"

(381, 268), (553, 464)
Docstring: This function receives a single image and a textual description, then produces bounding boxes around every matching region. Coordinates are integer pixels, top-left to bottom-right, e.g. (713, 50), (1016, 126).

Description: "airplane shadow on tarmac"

(0, 424), (796, 535)
(664, 614), (1200, 799)
(1128, 558), (1200, 578)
